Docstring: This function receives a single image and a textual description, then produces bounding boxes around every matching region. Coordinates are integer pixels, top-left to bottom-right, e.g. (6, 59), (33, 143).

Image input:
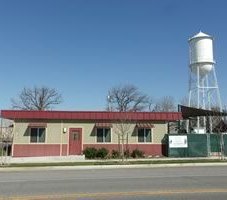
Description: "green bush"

(112, 150), (120, 158)
(96, 148), (109, 159)
(131, 149), (144, 158)
(124, 149), (130, 158)
(83, 147), (97, 159)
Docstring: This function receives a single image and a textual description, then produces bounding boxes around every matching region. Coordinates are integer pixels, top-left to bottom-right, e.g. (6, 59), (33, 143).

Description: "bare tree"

(107, 84), (151, 112)
(106, 85), (150, 160)
(113, 114), (134, 161)
(153, 96), (176, 112)
(153, 96), (177, 133)
(11, 86), (63, 110)
(0, 118), (13, 165)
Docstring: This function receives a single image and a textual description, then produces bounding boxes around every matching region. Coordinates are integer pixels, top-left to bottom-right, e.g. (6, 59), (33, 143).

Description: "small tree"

(106, 84), (151, 161)
(0, 119), (13, 165)
(113, 114), (133, 161)
(11, 86), (63, 110)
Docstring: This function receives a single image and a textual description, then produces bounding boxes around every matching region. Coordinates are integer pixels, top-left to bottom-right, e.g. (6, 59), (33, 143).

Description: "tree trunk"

(121, 135), (124, 162)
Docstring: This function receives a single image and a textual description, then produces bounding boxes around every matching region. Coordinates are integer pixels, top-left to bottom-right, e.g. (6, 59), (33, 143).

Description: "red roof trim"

(0, 110), (182, 121)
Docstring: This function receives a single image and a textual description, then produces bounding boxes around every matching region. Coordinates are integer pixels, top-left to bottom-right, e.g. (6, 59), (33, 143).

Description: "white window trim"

(30, 127), (46, 144)
(96, 127), (112, 143)
(137, 128), (153, 143)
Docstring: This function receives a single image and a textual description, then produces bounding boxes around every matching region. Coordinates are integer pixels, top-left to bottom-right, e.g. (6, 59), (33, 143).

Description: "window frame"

(96, 127), (111, 143)
(137, 128), (152, 143)
(30, 127), (46, 143)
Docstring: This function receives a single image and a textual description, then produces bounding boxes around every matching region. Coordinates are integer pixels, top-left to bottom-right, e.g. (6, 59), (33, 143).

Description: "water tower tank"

(189, 31), (215, 76)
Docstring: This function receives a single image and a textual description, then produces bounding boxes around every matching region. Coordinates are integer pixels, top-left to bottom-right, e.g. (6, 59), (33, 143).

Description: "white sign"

(169, 135), (188, 148)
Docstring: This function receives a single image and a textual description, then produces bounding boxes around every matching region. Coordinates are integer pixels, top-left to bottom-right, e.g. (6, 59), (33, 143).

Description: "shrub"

(96, 148), (109, 159)
(112, 150), (120, 158)
(131, 149), (144, 158)
(83, 147), (97, 159)
(124, 149), (130, 158)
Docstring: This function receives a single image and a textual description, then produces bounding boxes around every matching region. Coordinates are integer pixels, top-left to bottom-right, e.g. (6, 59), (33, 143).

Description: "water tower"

(188, 31), (222, 133)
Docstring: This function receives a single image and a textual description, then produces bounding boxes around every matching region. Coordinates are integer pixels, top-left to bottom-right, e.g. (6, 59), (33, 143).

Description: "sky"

(0, 0), (227, 111)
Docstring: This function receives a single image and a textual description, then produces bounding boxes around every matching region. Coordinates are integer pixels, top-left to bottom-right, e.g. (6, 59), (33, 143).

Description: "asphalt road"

(0, 166), (227, 199)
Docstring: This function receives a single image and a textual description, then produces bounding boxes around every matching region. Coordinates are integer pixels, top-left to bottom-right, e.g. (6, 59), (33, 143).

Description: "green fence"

(210, 134), (221, 152)
(224, 135), (227, 156)
(168, 133), (227, 157)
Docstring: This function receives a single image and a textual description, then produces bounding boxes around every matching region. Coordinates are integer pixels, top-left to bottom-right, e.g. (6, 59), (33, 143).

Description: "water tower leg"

(213, 67), (222, 111)
(196, 66), (200, 131)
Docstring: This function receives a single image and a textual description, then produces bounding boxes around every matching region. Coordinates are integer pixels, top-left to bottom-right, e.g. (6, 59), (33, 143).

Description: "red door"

(69, 128), (82, 155)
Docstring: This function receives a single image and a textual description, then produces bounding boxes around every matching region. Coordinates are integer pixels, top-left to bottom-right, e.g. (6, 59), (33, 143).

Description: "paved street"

(0, 166), (227, 199)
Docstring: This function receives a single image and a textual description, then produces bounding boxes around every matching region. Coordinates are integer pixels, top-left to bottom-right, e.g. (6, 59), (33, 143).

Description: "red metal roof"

(0, 110), (182, 121)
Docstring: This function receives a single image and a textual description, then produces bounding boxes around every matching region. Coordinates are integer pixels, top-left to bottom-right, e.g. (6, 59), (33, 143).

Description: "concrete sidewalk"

(1, 161), (227, 172)
(1, 155), (86, 164)
(0, 156), (227, 172)
(3, 155), (225, 163)
(0, 155), (226, 164)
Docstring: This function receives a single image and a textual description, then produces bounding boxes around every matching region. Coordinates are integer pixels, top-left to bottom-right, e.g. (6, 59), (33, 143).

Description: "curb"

(1, 162), (227, 172)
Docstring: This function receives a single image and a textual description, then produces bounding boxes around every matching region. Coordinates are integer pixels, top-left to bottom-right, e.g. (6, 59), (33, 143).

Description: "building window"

(138, 128), (152, 143)
(97, 128), (111, 143)
(30, 128), (46, 143)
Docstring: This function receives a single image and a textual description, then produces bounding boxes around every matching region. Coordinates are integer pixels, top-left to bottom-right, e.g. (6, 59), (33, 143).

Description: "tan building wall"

(152, 122), (168, 143)
(13, 120), (167, 145)
(13, 121), (30, 144)
(60, 121), (96, 144)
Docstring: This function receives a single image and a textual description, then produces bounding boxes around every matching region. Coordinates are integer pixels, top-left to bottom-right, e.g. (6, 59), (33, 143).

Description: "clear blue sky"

(0, 0), (227, 111)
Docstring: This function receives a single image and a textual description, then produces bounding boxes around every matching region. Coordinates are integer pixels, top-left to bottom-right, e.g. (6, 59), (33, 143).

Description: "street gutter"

(1, 159), (227, 171)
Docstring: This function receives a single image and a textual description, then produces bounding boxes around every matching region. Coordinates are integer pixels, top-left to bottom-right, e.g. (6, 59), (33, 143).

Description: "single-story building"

(0, 110), (182, 157)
